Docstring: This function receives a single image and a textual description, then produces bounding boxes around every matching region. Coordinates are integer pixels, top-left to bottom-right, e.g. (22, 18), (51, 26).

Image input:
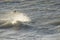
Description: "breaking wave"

(0, 11), (31, 30)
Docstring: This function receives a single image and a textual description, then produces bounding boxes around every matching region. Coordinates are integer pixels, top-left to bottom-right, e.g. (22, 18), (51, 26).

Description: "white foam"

(10, 11), (31, 24)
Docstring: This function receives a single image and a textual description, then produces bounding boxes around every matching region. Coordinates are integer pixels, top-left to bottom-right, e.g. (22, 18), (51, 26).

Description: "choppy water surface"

(0, 0), (60, 40)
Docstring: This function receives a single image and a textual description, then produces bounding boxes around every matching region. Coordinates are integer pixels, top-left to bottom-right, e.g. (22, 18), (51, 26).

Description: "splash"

(10, 11), (31, 24)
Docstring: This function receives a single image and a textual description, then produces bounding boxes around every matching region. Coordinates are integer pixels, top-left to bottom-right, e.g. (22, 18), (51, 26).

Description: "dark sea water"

(0, 0), (60, 40)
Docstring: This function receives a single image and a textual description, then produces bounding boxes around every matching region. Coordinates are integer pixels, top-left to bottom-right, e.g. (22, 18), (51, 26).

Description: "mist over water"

(0, 0), (60, 40)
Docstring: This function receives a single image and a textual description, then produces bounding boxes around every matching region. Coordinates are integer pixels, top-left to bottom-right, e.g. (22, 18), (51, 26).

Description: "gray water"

(0, 0), (60, 40)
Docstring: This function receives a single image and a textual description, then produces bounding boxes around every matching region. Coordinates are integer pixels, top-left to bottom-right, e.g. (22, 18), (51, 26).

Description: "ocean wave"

(0, 20), (31, 30)
(0, 0), (60, 40)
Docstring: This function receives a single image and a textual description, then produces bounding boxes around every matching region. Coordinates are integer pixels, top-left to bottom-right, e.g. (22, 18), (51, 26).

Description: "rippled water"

(0, 0), (60, 40)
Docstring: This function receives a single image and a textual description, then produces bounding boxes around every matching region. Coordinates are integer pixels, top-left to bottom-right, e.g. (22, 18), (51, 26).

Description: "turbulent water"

(0, 0), (60, 40)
